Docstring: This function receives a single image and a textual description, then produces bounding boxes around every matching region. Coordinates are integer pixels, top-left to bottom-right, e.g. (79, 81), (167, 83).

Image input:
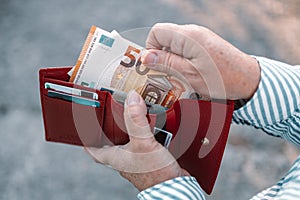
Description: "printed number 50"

(120, 46), (150, 75)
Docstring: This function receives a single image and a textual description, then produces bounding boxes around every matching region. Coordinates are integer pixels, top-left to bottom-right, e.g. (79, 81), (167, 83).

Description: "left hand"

(85, 90), (189, 191)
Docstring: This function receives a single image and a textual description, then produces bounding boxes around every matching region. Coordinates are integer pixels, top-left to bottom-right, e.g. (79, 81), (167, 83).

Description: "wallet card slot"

(42, 94), (106, 147)
(43, 78), (97, 93)
(42, 78), (107, 108)
(46, 90), (100, 108)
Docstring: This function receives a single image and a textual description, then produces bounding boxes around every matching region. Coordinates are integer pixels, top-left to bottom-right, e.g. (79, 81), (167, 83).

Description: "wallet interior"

(39, 66), (234, 194)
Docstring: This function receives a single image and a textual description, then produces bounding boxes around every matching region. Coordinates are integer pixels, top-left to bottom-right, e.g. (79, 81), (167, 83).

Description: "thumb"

(124, 90), (153, 140)
(86, 90), (177, 173)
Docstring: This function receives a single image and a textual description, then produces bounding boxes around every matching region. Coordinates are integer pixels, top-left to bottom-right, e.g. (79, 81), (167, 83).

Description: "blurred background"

(0, 0), (299, 199)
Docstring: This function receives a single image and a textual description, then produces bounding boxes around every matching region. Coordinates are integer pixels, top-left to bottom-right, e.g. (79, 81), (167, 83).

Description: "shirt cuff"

(137, 176), (206, 200)
(232, 56), (300, 128)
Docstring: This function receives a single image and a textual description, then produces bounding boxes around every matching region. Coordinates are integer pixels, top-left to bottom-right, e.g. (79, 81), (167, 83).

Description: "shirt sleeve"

(232, 56), (300, 146)
(137, 176), (206, 200)
(137, 57), (299, 200)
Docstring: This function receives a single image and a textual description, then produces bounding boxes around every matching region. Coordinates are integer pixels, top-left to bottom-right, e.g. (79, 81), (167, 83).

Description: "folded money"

(69, 26), (196, 108)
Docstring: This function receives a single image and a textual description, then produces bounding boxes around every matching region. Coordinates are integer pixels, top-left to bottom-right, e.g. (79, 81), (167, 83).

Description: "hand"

(86, 90), (189, 191)
(142, 23), (260, 100)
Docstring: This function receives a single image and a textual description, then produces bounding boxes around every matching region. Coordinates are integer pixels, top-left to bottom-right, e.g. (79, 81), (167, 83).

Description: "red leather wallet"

(39, 66), (234, 194)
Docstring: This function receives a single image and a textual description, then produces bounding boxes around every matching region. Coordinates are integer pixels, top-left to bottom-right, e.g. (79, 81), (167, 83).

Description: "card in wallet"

(39, 66), (234, 194)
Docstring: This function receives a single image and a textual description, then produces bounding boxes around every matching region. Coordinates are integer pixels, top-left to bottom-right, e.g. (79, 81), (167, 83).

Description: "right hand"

(142, 23), (260, 100)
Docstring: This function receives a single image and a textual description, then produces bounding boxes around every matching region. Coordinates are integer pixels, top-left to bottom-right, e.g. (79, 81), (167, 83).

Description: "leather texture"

(39, 67), (234, 194)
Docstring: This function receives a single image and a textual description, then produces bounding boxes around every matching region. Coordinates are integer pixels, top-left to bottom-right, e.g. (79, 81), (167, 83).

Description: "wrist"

(241, 56), (261, 99)
(224, 54), (261, 100)
(198, 29), (261, 99)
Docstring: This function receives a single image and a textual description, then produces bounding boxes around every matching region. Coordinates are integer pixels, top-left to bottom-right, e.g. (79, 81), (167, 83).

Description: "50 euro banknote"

(69, 26), (196, 108)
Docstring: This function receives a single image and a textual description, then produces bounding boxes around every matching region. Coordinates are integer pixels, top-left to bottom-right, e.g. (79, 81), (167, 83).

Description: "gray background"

(0, 0), (299, 199)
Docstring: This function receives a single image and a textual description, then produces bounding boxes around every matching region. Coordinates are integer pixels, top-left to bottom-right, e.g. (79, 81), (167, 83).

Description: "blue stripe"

(250, 96), (263, 127)
(288, 127), (300, 146)
(258, 173), (300, 199)
(231, 116), (240, 124)
(276, 119), (300, 146)
(263, 123), (300, 147)
(262, 127), (281, 137)
(285, 165), (300, 178)
(270, 123), (287, 135)
(294, 156), (300, 164)
(151, 189), (180, 199)
(140, 191), (164, 200)
(263, 60), (290, 119)
(281, 174), (300, 185)
(189, 179), (206, 199)
(160, 178), (202, 199)
(264, 192), (278, 198)
(140, 177), (203, 200)
(263, 59), (295, 116)
(242, 104), (258, 127)
(180, 179), (201, 199)
(260, 61), (285, 119)
(232, 110), (244, 124)
(269, 186), (282, 193)
(277, 191), (300, 199)
(160, 183), (193, 199)
(263, 125), (284, 136)
(260, 78), (276, 124)
(285, 125), (300, 146)
(274, 64), (299, 109)
(272, 60), (300, 95)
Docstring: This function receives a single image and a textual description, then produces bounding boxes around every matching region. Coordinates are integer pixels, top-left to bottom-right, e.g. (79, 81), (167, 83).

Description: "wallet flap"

(39, 67), (234, 194)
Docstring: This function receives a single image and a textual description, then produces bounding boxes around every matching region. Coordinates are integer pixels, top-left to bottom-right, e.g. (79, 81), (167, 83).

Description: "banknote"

(69, 26), (122, 85)
(69, 26), (196, 108)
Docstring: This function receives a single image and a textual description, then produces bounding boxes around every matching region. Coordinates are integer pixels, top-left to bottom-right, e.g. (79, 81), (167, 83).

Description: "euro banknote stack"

(69, 26), (195, 108)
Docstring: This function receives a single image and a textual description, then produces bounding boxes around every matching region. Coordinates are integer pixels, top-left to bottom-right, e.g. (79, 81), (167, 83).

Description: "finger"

(124, 90), (153, 139)
(86, 145), (176, 173)
(142, 49), (198, 79)
(146, 23), (184, 51)
(146, 23), (200, 59)
(86, 145), (141, 171)
(142, 49), (227, 99)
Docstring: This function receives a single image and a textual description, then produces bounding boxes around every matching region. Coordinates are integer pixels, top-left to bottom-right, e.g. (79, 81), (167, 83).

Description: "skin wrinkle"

(88, 91), (181, 178)
(198, 29), (260, 99)
(147, 29), (160, 49)
(171, 34), (184, 56)
(91, 141), (176, 173)
(120, 158), (187, 191)
(145, 23), (260, 99)
(90, 23), (262, 193)
(124, 97), (153, 139)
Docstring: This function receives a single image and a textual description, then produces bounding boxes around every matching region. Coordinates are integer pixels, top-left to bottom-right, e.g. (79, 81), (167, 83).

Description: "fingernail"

(127, 90), (141, 105)
(142, 51), (158, 65)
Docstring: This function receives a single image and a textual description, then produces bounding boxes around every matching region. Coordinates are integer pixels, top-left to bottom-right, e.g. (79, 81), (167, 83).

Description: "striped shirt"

(137, 57), (300, 200)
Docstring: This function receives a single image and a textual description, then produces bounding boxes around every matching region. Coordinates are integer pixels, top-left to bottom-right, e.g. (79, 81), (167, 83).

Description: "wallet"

(39, 66), (234, 194)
